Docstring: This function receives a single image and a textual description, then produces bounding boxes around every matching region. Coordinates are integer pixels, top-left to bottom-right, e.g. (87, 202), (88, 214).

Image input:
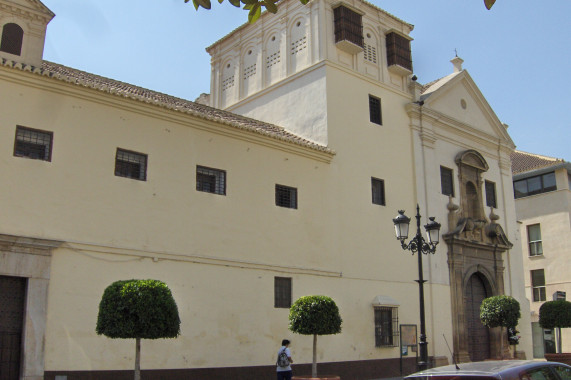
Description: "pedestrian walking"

(276, 339), (293, 380)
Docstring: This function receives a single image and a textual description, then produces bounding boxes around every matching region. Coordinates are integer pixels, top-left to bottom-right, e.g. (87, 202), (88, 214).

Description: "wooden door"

(465, 273), (490, 361)
(0, 276), (26, 380)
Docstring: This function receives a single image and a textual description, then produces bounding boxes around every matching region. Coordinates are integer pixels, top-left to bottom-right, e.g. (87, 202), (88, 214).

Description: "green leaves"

(289, 295), (342, 336)
(96, 279), (181, 340)
(189, 0), (496, 24)
(539, 300), (571, 329)
(263, 0), (278, 14)
(480, 295), (521, 329)
(187, 0), (310, 23)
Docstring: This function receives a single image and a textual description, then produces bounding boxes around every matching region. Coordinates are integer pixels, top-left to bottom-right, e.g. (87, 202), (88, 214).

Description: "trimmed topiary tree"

(289, 295), (342, 378)
(539, 300), (571, 354)
(480, 295), (521, 358)
(96, 279), (181, 380)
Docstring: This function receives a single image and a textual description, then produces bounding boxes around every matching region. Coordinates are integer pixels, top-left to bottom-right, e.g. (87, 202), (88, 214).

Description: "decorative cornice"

(0, 1), (54, 22)
(0, 233), (64, 256)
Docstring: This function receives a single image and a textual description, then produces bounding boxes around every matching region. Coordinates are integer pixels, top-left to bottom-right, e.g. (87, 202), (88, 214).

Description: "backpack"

(276, 348), (290, 367)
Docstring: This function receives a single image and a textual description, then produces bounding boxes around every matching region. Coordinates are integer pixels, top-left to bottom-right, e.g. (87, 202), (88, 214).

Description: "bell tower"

(0, 0), (54, 67)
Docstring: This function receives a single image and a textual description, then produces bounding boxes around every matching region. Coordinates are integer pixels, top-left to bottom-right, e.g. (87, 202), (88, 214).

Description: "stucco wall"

(516, 170), (571, 353)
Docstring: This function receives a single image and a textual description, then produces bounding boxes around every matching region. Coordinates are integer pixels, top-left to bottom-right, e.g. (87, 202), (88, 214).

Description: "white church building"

(0, 0), (531, 379)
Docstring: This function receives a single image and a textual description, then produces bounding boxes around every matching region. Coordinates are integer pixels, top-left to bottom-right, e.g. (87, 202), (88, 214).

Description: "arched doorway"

(465, 273), (490, 361)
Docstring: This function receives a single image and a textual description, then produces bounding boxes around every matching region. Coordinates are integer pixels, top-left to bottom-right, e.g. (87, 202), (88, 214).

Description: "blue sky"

(41, 0), (570, 160)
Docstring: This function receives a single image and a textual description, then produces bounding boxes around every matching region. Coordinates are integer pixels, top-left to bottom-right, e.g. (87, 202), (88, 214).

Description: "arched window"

(1, 23), (24, 56)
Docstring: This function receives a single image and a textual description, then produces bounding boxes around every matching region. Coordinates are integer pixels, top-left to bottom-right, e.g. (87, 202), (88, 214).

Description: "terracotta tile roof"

(510, 150), (565, 175)
(0, 58), (333, 155)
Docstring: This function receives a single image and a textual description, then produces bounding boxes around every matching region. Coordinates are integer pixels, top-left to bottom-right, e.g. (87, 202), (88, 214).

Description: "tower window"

(1, 23), (24, 56)
(333, 6), (363, 48)
(385, 31), (412, 73)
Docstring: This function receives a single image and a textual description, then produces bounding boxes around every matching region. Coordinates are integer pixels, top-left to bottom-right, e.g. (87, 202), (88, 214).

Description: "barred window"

(196, 166), (226, 195)
(440, 166), (454, 197)
(115, 149), (147, 181)
(14, 126), (53, 161)
(275, 184), (297, 209)
(485, 180), (497, 208)
(371, 177), (385, 206)
(274, 277), (292, 308)
(369, 95), (382, 125)
(1, 23), (24, 56)
(374, 306), (398, 347)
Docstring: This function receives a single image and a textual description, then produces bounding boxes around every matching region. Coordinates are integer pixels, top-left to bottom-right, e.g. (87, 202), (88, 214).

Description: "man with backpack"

(276, 339), (293, 380)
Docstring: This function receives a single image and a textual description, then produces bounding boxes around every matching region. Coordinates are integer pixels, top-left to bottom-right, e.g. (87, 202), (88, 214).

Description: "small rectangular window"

(531, 269), (546, 302)
(440, 166), (454, 196)
(115, 148), (147, 181)
(196, 166), (226, 195)
(374, 306), (398, 347)
(274, 277), (292, 308)
(371, 177), (385, 206)
(485, 180), (497, 208)
(14, 126), (53, 161)
(275, 184), (297, 209)
(369, 95), (382, 125)
(527, 224), (543, 257)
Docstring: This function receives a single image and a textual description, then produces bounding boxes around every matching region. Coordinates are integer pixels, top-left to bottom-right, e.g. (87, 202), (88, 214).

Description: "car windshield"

(519, 366), (566, 380)
(551, 366), (571, 380)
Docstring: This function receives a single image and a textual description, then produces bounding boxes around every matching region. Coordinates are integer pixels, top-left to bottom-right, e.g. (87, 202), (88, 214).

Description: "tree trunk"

(312, 334), (317, 378)
(557, 327), (562, 354)
(500, 327), (504, 359)
(135, 338), (141, 380)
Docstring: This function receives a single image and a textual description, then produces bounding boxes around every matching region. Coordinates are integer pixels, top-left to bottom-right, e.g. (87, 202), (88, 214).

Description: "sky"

(41, 0), (570, 160)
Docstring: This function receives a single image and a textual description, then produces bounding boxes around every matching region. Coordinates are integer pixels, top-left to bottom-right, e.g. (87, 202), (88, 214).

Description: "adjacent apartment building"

(0, 0), (531, 379)
(511, 151), (571, 358)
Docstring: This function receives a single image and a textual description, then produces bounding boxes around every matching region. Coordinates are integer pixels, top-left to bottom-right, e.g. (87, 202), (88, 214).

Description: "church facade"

(0, 0), (531, 379)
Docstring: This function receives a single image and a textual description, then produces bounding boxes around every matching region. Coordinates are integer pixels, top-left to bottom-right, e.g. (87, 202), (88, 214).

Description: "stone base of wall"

(45, 357), (421, 380)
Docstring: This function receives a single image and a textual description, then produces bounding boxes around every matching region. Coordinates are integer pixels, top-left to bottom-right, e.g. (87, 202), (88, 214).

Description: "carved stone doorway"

(465, 273), (490, 361)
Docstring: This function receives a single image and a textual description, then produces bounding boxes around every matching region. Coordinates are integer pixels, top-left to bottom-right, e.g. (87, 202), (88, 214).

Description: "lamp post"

(393, 205), (441, 372)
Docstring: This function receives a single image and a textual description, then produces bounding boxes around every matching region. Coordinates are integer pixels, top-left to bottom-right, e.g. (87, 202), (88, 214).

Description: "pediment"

(422, 71), (513, 146)
(455, 150), (489, 171)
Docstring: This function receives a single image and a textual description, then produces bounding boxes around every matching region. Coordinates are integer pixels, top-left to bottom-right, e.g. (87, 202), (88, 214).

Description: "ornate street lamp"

(393, 205), (441, 372)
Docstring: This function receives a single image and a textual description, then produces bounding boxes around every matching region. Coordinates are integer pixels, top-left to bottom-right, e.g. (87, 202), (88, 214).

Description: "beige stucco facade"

(0, 0), (533, 378)
(513, 156), (571, 357)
